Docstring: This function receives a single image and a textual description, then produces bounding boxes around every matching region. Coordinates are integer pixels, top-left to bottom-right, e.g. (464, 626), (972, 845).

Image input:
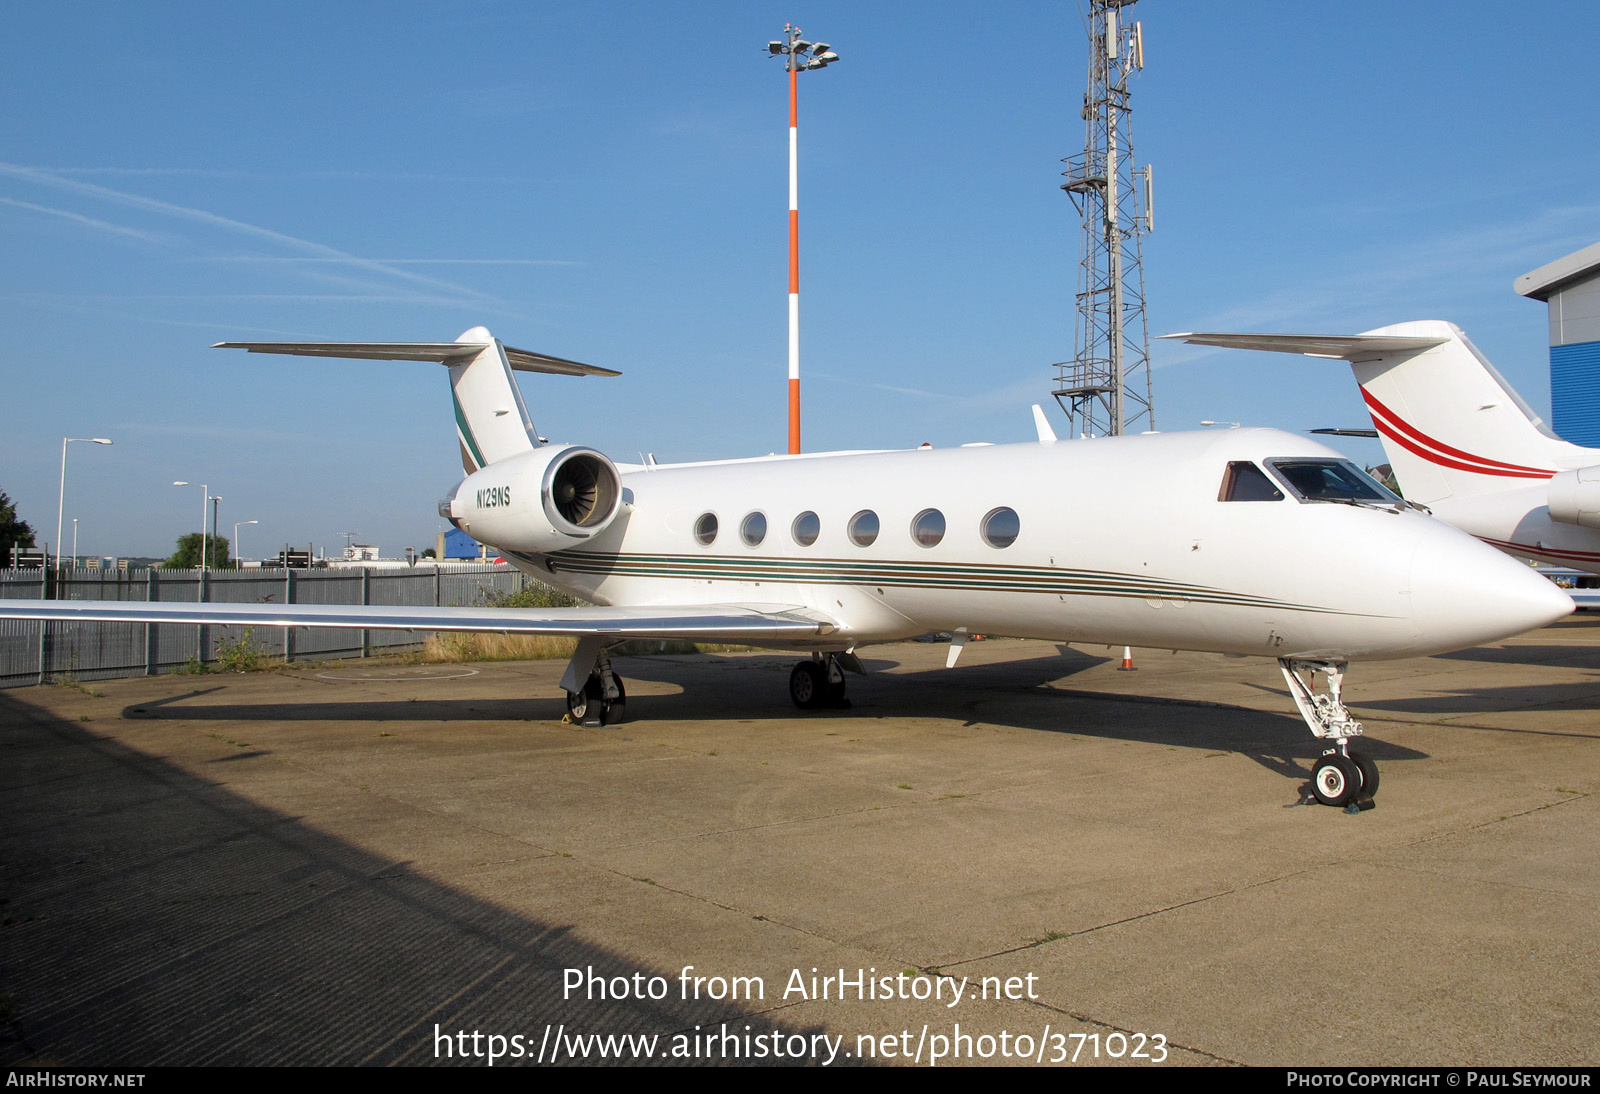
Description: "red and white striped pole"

(788, 60), (801, 455)
(767, 26), (837, 456)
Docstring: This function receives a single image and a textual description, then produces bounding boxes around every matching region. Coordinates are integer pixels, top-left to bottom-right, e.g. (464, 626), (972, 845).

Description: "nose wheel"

(1308, 748), (1379, 809)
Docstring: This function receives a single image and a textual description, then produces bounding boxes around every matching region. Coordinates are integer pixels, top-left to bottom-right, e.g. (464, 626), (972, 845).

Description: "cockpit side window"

(1219, 461), (1284, 502)
(1265, 459), (1398, 503)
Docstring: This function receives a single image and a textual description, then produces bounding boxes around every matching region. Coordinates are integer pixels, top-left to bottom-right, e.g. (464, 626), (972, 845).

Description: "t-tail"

(216, 326), (620, 474)
(1165, 321), (1600, 506)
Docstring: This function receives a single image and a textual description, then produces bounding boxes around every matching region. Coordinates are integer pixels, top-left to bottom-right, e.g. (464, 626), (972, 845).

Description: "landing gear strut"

(790, 653), (851, 710)
(566, 647), (626, 727)
(1279, 658), (1378, 810)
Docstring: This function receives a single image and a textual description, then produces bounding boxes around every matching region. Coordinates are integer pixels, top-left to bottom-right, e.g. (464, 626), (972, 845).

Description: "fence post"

(197, 568), (209, 667)
(284, 568), (296, 663)
(360, 568), (371, 658)
(36, 565), (47, 685)
(145, 568), (157, 675)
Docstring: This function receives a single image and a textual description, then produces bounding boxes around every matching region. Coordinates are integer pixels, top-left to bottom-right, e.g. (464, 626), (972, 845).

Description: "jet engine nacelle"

(442, 444), (623, 553)
(1547, 465), (1600, 530)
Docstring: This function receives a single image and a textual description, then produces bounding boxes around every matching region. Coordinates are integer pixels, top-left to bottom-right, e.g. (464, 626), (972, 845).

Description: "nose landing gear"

(1281, 658), (1379, 811)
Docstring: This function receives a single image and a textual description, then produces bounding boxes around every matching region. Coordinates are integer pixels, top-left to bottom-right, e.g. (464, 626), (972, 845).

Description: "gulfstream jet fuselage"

(0, 327), (1572, 810)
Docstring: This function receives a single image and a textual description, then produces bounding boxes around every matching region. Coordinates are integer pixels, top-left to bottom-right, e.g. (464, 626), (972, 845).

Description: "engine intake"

(546, 449), (619, 531)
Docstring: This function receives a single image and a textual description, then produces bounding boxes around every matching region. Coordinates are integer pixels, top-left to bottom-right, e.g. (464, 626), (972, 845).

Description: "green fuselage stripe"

(530, 550), (1345, 615)
(453, 389), (487, 471)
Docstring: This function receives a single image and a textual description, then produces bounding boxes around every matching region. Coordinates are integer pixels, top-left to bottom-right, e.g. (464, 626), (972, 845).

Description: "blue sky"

(4, 1), (1598, 560)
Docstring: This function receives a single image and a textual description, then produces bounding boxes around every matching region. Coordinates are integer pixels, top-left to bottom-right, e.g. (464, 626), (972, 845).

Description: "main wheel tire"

(790, 661), (826, 710)
(567, 675), (605, 726)
(603, 676), (627, 725)
(1310, 754), (1360, 807)
(1349, 749), (1379, 800)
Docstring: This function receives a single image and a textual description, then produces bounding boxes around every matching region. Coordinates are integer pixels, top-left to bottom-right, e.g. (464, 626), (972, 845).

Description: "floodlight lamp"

(768, 41), (784, 53)
(811, 42), (830, 54)
(816, 51), (838, 63)
(794, 40), (812, 51)
(806, 58), (828, 69)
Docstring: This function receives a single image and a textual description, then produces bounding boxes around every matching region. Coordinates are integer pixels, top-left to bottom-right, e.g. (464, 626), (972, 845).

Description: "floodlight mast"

(766, 25), (838, 454)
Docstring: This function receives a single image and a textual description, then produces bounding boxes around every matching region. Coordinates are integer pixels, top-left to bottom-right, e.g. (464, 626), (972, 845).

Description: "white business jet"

(1166, 321), (1600, 574)
(0, 327), (1573, 808)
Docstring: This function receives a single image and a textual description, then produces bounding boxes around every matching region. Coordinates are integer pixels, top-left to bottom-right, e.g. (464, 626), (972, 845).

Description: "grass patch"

(416, 632), (761, 663)
(414, 583), (757, 662)
(214, 628), (273, 673)
(53, 677), (103, 697)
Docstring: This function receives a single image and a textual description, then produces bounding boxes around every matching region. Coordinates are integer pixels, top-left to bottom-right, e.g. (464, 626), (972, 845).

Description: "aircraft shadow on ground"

(0, 692), (851, 1067)
(114, 646), (1426, 788)
(1435, 643), (1600, 667)
(1345, 684), (1600, 730)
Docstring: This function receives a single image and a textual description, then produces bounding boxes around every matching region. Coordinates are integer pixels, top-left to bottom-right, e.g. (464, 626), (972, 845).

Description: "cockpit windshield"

(1264, 458), (1400, 504)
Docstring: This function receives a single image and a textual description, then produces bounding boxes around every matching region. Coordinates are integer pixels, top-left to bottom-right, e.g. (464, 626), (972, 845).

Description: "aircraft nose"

(1408, 526), (1573, 653)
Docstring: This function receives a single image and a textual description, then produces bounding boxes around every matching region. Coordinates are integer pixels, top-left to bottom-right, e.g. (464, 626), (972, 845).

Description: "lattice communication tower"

(1053, 0), (1154, 437)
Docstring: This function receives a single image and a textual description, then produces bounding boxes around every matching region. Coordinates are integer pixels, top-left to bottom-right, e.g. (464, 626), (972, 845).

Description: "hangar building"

(1517, 241), (1600, 445)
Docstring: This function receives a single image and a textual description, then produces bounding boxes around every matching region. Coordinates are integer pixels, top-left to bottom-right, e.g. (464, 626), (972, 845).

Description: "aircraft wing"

(0, 599), (835, 642)
(1162, 332), (1447, 359)
(215, 340), (622, 378)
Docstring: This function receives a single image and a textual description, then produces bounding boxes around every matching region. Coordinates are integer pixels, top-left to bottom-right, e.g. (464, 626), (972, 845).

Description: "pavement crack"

(1025, 998), (1242, 1064)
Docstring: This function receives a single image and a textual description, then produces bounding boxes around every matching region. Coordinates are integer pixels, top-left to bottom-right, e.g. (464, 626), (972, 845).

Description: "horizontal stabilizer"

(0, 599), (835, 641)
(1161, 332), (1447, 360)
(215, 340), (621, 377)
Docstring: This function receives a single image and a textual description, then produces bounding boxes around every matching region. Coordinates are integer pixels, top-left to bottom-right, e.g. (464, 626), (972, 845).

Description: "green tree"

(164, 533), (232, 569)
(0, 489), (36, 568)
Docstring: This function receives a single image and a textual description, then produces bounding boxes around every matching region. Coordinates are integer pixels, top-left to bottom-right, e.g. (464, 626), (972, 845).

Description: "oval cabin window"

(792, 511), (820, 547)
(981, 507), (1020, 548)
(694, 512), (719, 545)
(741, 511), (767, 546)
(911, 509), (946, 548)
(848, 510), (880, 547)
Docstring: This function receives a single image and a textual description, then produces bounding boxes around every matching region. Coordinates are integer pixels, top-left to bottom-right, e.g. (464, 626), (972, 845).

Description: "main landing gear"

(561, 643), (862, 726)
(1279, 658), (1379, 812)
(565, 646), (626, 727)
(789, 653), (853, 711)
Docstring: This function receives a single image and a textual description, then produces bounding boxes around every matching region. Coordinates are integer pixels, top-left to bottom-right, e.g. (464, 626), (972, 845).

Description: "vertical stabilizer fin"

(214, 328), (618, 476)
(447, 326), (540, 474)
(1163, 322), (1593, 505)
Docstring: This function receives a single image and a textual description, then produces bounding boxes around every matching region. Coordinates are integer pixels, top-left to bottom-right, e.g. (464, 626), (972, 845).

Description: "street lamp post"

(766, 25), (839, 455)
(234, 520), (258, 566)
(211, 496), (223, 567)
(56, 437), (112, 594)
(71, 518), (78, 568)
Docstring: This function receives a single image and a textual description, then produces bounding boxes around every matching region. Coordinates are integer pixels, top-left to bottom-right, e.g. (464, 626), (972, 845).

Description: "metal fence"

(0, 565), (534, 688)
